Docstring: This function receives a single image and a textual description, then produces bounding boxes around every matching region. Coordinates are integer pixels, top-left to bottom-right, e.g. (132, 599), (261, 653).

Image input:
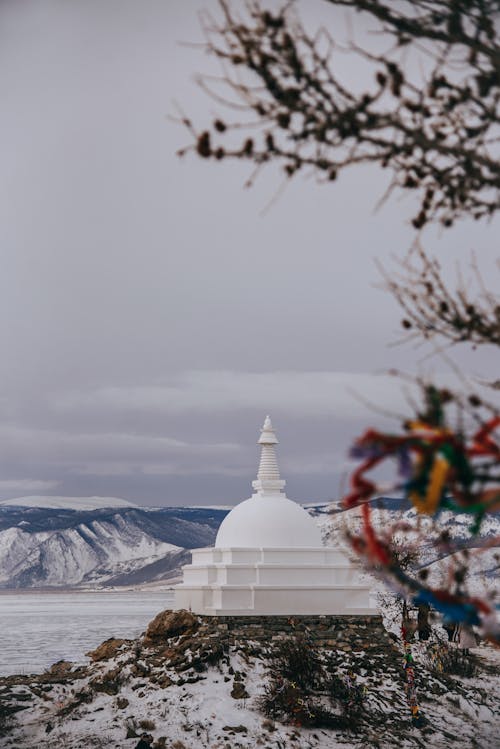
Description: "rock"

(91, 680), (119, 696)
(86, 638), (129, 662)
(139, 719), (156, 731)
(158, 676), (173, 688)
(160, 647), (177, 660)
(116, 697), (129, 709)
(176, 635), (196, 651)
(262, 719), (276, 732)
(223, 724), (248, 733)
(230, 682), (249, 699)
(176, 660), (193, 673)
(90, 666), (121, 696)
(134, 739), (151, 748)
(131, 661), (150, 677)
(48, 660), (72, 676)
(135, 735), (153, 748)
(144, 610), (198, 644)
(153, 739), (167, 749)
(64, 688), (93, 711)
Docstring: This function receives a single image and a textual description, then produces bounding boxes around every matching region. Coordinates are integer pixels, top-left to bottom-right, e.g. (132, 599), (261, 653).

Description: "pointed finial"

(252, 415), (286, 495)
(258, 414), (278, 445)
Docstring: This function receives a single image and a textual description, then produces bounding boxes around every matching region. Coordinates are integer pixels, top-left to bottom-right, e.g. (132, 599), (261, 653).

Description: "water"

(0, 589), (175, 676)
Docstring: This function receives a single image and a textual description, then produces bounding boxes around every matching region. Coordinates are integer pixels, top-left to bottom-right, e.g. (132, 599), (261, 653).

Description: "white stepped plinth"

(174, 546), (373, 615)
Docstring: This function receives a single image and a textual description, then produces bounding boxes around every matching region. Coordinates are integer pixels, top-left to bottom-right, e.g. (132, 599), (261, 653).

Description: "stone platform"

(193, 613), (396, 657)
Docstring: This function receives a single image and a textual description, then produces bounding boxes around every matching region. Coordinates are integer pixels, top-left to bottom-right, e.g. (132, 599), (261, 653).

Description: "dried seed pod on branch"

(180, 0), (500, 228)
(380, 241), (500, 348)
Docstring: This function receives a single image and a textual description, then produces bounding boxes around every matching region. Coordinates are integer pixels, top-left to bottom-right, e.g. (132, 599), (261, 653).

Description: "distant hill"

(0, 495), (138, 511)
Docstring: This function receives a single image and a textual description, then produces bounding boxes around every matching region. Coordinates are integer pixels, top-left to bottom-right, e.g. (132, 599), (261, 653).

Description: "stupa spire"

(252, 415), (286, 495)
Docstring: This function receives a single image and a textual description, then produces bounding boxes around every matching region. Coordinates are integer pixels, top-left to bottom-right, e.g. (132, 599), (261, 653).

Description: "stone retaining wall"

(196, 614), (397, 657)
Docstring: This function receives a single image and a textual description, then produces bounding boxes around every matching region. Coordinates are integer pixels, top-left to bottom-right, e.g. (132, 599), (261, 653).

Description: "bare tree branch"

(181, 0), (500, 228)
(379, 242), (500, 347)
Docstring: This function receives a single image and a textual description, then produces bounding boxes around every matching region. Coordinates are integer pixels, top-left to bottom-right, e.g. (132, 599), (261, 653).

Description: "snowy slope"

(311, 499), (500, 627)
(0, 519), (180, 587)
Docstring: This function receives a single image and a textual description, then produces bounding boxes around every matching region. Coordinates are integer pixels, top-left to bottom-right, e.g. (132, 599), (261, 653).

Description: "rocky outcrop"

(86, 638), (131, 662)
(143, 609), (198, 644)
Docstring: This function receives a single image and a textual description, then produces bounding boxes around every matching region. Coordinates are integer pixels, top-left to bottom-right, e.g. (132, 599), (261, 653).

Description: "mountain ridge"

(0, 504), (229, 589)
(1, 497), (497, 590)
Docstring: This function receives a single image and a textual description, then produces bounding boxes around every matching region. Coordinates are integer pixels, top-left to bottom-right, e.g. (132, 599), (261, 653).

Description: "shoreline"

(0, 586), (175, 595)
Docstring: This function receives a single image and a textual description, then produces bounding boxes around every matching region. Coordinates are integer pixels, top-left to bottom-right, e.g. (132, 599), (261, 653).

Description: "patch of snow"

(0, 496), (138, 511)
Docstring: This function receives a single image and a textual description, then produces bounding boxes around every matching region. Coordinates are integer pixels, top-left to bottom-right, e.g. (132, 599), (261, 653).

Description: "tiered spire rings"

(252, 415), (286, 495)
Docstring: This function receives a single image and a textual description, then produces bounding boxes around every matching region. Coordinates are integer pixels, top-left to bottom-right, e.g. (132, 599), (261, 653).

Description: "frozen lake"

(0, 589), (174, 676)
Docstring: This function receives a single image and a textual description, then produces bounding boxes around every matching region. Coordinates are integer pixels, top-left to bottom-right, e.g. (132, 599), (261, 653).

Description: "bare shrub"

(440, 647), (479, 678)
(269, 636), (323, 690)
(258, 636), (365, 729)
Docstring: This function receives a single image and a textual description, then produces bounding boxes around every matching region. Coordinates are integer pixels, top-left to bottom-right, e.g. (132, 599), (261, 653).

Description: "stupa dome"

(215, 416), (322, 548)
(215, 493), (322, 547)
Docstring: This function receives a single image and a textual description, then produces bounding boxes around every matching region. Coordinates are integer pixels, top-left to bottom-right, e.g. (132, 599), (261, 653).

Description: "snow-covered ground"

(1, 609), (498, 749)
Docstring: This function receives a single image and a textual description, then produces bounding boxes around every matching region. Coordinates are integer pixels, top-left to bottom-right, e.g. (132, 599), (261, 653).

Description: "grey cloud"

(0, 0), (497, 505)
(0, 479), (60, 493)
(51, 369), (497, 425)
(52, 370), (414, 418)
(0, 424), (241, 469)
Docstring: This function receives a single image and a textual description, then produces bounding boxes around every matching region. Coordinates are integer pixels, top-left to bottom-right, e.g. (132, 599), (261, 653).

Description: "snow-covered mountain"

(0, 496), (138, 511)
(0, 503), (229, 589)
(0, 496), (497, 590)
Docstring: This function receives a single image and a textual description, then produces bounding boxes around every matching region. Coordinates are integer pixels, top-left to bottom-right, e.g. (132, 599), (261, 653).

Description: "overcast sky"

(0, 0), (498, 506)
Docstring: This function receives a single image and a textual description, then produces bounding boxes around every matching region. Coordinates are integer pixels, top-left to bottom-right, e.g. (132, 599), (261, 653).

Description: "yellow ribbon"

(409, 453), (449, 514)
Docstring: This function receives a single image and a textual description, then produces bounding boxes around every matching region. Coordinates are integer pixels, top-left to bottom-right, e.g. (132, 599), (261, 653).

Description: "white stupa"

(174, 416), (374, 615)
